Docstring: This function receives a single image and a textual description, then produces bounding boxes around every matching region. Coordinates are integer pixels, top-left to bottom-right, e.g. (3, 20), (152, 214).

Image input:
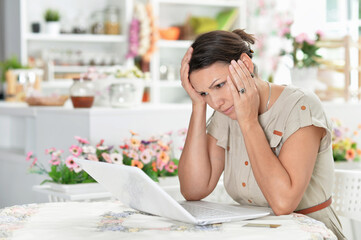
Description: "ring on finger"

(238, 88), (246, 94)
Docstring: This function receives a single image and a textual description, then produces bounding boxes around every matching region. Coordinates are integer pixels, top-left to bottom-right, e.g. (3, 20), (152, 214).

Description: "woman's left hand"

(227, 59), (260, 128)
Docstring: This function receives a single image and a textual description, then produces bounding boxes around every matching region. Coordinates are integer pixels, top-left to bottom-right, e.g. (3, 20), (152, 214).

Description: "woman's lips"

(222, 106), (233, 115)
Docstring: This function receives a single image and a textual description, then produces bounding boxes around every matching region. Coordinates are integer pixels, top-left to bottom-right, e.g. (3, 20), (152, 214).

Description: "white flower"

(83, 146), (96, 154)
(110, 153), (123, 165)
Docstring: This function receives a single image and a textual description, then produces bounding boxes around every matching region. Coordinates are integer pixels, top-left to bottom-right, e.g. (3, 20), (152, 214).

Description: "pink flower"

(295, 33), (308, 43)
(49, 159), (60, 165)
(87, 154), (99, 161)
(45, 147), (56, 155)
(65, 156), (78, 169)
(128, 150), (139, 161)
(101, 152), (112, 163)
(140, 149), (152, 164)
(280, 27), (290, 37)
(165, 161), (178, 173)
(26, 151), (33, 161)
(316, 29), (324, 39)
(69, 145), (82, 157)
(305, 37), (315, 45)
(51, 150), (63, 159)
(74, 136), (90, 145)
(30, 157), (38, 167)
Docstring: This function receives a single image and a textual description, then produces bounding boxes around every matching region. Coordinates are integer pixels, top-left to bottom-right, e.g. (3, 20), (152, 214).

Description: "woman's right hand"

(180, 47), (206, 106)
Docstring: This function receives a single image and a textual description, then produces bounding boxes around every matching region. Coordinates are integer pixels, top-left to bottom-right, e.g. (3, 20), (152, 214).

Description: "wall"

(3, 0), (21, 60)
(0, 0), (5, 61)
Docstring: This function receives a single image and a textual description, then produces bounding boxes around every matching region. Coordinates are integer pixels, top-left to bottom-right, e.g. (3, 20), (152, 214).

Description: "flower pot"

(334, 161), (361, 170)
(45, 182), (107, 194)
(45, 21), (60, 35)
(290, 67), (318, 91)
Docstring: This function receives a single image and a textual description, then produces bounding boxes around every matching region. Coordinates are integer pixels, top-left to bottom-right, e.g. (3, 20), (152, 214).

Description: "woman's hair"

(189, 29), (256, 75)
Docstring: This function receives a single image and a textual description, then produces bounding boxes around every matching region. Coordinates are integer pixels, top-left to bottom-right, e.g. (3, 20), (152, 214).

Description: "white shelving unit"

(19, 0), (247, 104)
(150, 0), (247, 103)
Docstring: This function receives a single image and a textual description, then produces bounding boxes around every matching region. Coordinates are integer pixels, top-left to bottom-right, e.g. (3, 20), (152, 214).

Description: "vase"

(290, 67), (318, 91)
(45, 22), (60, 35)
(334, 161), (361, 170)
(45, 182), (108, 194)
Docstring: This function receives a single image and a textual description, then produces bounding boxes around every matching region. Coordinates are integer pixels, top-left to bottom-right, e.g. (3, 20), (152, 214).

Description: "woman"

(178, 29), (344, 239)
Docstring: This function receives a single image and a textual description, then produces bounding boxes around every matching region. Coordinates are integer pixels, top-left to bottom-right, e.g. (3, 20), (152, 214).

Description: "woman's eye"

(200, 92), (208, 97)
(215, 82), (226, 89)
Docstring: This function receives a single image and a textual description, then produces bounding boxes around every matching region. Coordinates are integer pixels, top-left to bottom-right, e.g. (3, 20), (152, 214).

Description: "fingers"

(181, 47), (193, 67)
(236, 60), (254, 89)
(229, 62), (246, 91)
(227, 75), (242, 100)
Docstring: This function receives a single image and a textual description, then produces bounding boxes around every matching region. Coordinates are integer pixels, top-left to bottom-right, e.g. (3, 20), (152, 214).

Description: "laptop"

(74, 158), (270, 225)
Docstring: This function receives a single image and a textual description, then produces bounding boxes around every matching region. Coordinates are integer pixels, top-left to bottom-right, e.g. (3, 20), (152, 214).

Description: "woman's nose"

(209, 93), (224, 109)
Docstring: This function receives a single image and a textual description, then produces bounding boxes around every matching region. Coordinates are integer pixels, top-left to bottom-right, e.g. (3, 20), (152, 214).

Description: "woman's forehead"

(190, 62), (229, 85)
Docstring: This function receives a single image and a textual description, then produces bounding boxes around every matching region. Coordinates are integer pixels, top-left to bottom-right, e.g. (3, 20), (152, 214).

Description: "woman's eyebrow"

(208, 78), (220, 89)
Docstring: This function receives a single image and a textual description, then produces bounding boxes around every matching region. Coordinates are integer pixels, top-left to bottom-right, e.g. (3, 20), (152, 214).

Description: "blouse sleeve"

(206, 111), (229, 149)
(283, 91), (333, 153)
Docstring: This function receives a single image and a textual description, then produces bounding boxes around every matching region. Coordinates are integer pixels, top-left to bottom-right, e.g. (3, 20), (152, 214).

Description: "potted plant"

(279, 20), (323, 91)
(26, 129), (187, 199)
(44, 9), (61, 35)
(0, 56), (26, 100)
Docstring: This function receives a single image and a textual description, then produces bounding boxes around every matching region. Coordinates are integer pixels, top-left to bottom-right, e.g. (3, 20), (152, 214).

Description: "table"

(0, 201), (336, 240)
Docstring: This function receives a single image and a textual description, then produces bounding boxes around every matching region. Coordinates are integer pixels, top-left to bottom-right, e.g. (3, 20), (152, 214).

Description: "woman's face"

(189, 62), (237, 120)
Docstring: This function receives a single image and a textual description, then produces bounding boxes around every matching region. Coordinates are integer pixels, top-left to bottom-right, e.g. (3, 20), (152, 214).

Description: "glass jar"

(70, 78), (95, 108)
(104, 5), (120, 35)
(90, 10), (104, 34)
(109, 80), (143, 107)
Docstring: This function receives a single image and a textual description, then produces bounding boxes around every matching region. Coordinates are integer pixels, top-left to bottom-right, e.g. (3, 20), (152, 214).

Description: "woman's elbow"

(180, 186), (207, 201)
(271, 200), (297, 216)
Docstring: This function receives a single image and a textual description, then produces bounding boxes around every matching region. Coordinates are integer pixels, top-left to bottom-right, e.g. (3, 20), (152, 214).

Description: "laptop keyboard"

(180, 202), (240, 219)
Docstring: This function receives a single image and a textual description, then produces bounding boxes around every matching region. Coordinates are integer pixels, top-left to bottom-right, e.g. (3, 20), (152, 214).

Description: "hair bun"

(232, 29), (255, 45)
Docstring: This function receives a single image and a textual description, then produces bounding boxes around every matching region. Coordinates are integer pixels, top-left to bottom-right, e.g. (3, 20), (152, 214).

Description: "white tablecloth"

(0, 201), (336, 240)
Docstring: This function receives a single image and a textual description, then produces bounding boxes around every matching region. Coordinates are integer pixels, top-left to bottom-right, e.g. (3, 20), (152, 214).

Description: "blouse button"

(242, 182), (246, 187)
(301, 105), (306, 110)
(227, 146), (230, 151)
(248, 199), (252, 203)
(245, 161), (249, 166)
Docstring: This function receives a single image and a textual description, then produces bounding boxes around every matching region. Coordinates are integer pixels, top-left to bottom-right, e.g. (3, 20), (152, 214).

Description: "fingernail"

(237, 60), (242, 64)
(231, 60), (236, 65)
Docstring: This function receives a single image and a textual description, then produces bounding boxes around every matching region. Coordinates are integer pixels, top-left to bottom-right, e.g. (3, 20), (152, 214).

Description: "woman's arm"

(241, 122), (324, 215)
(227, 58), (325, 215)
(178, 47), (225, 200)
(178, 105), (225, 200)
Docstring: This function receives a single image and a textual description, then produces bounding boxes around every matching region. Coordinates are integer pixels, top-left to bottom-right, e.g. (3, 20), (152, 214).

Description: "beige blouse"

(207, 85), (345, 239)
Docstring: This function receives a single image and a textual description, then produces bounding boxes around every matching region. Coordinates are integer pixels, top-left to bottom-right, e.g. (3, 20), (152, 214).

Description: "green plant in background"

(0, 56), (24, 83)
(44, 9), (60, 22)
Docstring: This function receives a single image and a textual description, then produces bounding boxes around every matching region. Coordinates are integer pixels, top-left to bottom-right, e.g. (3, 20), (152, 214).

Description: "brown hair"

(189, 29), (256, 74)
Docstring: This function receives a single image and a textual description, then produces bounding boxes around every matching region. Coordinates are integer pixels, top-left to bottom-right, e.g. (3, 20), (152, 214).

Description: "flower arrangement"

(279, 20), (323, 68)
(26, 129), (187, 184)
(331, 119), (361, 162)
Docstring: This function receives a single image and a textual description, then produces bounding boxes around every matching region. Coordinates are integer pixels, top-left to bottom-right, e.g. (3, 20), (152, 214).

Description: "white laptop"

(74, 158), (270, 225)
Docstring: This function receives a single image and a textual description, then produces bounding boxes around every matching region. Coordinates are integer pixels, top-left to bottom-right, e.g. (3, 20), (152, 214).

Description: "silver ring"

(239, 88), (246, 94)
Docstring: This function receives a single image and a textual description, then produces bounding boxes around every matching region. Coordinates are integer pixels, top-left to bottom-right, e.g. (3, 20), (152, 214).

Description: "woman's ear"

(240, 53), (254, 74)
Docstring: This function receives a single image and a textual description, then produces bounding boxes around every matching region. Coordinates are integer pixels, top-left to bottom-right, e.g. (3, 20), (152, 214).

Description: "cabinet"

(20, 0), (246, 104)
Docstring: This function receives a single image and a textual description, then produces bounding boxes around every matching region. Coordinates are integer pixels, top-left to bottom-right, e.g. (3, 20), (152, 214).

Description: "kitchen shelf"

(159, 81), (182, 87)
(158, 40), (193, 49)
(26, 33), (126, 43)
(156, 0), (242, 7)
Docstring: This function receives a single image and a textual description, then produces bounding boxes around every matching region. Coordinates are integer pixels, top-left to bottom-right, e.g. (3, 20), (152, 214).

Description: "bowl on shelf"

(159, 27), (181, 40)
(25, 95), (69, 106)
